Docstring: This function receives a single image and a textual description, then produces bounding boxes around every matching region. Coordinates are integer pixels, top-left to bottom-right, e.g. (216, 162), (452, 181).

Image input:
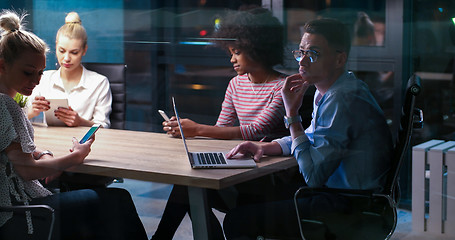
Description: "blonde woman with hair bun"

(65, 11), (82, 24)
(59, 12), (87, 47)
(0, 10), (147, 240)
(28, 11), (112, 128)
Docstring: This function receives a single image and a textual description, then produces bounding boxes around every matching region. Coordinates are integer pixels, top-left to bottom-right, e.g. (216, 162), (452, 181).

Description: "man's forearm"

(289, 122), (305, 140)
(262, 141), (283, 156)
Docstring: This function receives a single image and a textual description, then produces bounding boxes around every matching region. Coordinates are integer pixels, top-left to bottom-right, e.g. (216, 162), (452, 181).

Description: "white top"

(30, 67), (112, 128)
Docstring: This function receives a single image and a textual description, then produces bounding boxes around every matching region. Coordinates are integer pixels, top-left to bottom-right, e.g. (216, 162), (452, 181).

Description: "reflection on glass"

(285, 1), (386, 47)
(373, 17), (386, 46)
(354, 70), (394, 123)
(169, 65), (234, 124)
(352, 11), (386, 47)
(353, 12), (376, 46)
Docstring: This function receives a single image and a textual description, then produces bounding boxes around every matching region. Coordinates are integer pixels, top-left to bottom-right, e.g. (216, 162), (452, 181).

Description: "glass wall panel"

(284, 1), (386, 47)
(11, 0), (455, 236)
(20, 0), (402, 133)
(411, 0), (455, 143)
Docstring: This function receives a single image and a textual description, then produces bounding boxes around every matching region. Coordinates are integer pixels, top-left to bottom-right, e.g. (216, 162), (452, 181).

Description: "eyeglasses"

(292, 49), (320, 63)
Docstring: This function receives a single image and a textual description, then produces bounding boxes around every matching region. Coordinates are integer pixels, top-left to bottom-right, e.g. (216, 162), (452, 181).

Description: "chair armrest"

(294, 186), (376, 199)
(0, 204), (55, 213)
(294, 186), (397, 209)
(0, 205), (55, 240)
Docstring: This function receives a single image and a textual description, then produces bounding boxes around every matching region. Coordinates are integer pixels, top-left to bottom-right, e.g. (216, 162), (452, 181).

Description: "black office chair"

(0, 204), (55, 240)
(82, 62), (127, 130)
(293, 74), (423, 240)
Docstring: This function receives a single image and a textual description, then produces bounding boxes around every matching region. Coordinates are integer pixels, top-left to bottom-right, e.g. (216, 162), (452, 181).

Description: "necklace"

(249, 73), (271, 95)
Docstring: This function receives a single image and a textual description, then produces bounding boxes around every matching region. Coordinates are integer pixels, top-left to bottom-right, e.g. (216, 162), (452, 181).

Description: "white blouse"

(30, 66), (112, 128)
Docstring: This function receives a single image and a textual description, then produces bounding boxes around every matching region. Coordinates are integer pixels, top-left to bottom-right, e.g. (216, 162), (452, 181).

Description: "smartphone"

(79, 124), (101, 144)
(158, 110), (171, 122)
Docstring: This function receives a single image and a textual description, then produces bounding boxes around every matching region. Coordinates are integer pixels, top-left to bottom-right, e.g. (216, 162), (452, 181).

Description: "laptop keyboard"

(196, 152), (227, 165)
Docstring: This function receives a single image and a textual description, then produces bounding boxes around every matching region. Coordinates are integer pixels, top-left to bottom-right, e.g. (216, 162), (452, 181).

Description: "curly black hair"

(211, 7), (284, 68)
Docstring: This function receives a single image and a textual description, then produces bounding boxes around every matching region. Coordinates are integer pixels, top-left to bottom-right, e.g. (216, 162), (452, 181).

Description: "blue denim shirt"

(274, 72), (393, 192)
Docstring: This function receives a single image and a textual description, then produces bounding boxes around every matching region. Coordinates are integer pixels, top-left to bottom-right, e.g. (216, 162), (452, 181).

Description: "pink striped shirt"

(216, 74), (288, 140)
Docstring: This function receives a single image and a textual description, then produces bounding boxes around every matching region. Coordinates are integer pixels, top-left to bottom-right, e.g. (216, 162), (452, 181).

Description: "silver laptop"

(172, 97), (257, 169)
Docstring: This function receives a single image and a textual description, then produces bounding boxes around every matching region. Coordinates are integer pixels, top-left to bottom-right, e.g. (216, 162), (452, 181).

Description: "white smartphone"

(158, 110), (170, 122)
(79, 124), (101, 144)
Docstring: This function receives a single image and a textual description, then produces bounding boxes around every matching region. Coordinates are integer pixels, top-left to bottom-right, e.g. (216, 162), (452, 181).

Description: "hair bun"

(65, 12), (81, 24)
(0, 10), (22, 33)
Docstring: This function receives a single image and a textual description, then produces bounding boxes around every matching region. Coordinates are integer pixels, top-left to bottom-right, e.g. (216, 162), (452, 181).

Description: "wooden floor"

(112, 179), (453, 240)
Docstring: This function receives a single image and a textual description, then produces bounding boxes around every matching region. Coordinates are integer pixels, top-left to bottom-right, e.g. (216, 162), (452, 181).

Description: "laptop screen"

(172, 97), (191, 156)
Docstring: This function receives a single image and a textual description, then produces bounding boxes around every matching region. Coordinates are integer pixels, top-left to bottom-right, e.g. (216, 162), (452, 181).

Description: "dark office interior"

(2, 0), (455, 238)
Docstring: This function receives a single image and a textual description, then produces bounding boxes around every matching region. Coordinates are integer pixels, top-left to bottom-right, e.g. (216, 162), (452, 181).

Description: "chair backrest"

(83, 63), (127, 129)
(383, 74), (422, 197)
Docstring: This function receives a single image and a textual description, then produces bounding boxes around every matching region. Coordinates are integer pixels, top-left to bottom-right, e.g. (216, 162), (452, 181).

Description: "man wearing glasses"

(224, 18), (393, 239)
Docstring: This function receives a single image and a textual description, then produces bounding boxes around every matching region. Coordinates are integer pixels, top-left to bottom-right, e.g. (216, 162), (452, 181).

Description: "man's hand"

(282, 74), (310, 117)
(226, 141), (264, 162)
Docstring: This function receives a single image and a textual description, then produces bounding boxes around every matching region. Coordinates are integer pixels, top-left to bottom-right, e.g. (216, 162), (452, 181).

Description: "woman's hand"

(70, 136), (94, 164)
(44, 172), (62, 184)
(54, 106), (83, 127)
(162, 116), (199, 138)
(28, 96), (50, 119)
(226, 141), (264, 162)
(5, 136), (95, 181)
(282, 74), (310, 117)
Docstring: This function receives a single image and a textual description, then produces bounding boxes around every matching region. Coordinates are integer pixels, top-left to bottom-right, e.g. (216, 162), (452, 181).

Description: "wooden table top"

(33, 126), (296, 190)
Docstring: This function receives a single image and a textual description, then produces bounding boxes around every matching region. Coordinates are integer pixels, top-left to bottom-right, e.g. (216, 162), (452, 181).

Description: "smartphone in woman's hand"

(158, 110), (171, 122)
(79, 124), (101, 144)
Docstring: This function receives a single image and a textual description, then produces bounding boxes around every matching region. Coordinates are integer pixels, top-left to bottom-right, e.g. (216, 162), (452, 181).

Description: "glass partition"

(7, 0), (455, 233)
(284, 1), (386, 47)
(5, 0), (401, 132)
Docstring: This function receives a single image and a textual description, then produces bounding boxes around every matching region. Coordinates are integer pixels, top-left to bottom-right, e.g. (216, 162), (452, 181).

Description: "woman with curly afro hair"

(162, 7), (288, 142)
(154, 7), (288, 240)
